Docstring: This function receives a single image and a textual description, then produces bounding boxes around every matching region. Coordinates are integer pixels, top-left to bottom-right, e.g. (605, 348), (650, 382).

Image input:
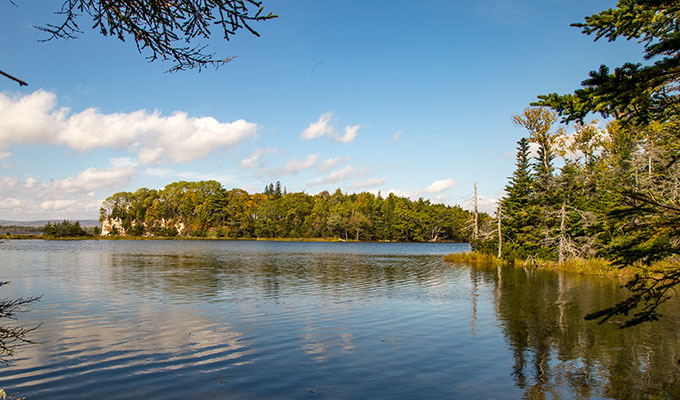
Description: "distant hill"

(0, 219), (100, 228)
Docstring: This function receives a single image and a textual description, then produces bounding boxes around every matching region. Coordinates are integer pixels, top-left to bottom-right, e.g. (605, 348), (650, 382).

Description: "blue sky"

(0, 0), (642, 220)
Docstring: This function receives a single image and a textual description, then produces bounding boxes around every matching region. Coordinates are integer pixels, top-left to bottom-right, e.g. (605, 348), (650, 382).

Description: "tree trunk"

(497, 202), (502, 259)
(473, 182), (478, 243)
(558, 201), (566, 263)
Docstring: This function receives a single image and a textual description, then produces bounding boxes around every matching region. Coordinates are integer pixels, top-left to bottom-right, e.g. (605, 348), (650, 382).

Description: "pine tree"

(501, 138), (542, 260)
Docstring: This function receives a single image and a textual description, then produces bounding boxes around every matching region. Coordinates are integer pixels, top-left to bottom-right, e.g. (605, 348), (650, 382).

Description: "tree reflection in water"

(486, 264), (680, 399)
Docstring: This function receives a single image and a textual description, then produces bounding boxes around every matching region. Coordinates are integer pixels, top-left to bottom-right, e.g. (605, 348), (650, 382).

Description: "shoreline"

(442, 251), (642, 279)
(0, 234), (465, 244)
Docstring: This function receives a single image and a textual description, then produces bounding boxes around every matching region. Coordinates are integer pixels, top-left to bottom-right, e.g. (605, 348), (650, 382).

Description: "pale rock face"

(101, 217), (185, 236)
(100, 217), (124, 236)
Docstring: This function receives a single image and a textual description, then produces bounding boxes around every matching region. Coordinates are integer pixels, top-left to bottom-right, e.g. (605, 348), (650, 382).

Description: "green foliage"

(100, 180), (473, 242)
(534, 0), (680, 125)
(42, 220), (88, 237)
(488, 0), (680, 326)
(151, 227), (179, 237)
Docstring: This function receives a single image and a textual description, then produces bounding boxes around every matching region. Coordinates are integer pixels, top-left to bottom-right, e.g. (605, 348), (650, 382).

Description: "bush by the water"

(42, 220), (88, 237)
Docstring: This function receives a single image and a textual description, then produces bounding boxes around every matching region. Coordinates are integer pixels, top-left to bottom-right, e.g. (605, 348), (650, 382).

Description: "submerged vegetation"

(99, 181), (473, 242)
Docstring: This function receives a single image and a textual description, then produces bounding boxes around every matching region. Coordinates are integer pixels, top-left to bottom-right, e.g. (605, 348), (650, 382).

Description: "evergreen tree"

(275, 181), (282, 198)
(501, 138), (541, 260)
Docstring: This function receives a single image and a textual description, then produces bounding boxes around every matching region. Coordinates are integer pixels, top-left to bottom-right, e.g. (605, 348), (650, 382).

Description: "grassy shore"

(443, 251), (641, 279)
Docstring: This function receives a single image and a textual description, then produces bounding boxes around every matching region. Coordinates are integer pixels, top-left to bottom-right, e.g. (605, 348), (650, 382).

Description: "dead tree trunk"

(497, 202), (502, 259)
(473, 182), (478, 244)
(558, 201), (566, 263)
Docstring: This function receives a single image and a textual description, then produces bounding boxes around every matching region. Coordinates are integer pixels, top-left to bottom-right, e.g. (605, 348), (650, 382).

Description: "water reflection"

(485, 264), (680, 399)
(0, 240), (678, 399)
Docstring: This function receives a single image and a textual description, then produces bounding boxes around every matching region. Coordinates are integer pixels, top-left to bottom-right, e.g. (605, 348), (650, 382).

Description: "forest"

(99, 181), (473, 242)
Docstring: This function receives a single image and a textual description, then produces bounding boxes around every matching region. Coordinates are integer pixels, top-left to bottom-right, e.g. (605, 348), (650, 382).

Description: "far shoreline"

(0, 234), (468, 245)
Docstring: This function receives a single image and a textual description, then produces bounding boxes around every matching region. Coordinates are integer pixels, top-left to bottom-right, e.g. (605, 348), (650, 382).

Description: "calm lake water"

(0, 240), (678, 399)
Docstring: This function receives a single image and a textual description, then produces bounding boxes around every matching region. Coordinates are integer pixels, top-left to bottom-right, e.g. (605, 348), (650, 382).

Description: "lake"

(0, 240), (678, 399)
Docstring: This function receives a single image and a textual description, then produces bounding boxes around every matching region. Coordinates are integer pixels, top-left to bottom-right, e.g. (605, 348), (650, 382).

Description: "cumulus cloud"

(349, 177), (387, 189)
(0, 90), (258, 165)
(422, 178), (456, 194)
(175, 171), (236, 183)
(143, 167), (235, 183)
(144, 167), (172, 177)
(260, 154), (320, 177)
(240, 148), (277, 169)
(337, 125), (359, 143)
(55, 166), (137, 192)
(317, 156), (352, 172)
(0, 197), (23, 209)
(384, 178), (457, 203)
(0, 165), (137, 219)
(109, 157), (139, 167)
(280, 154), (319, 175)
(24, 177), (38, 189)
(464, 195), (498, 214)
(307, 165), (363, 187)
(301, 112), (335, 140)
(300, 112), (359, 143)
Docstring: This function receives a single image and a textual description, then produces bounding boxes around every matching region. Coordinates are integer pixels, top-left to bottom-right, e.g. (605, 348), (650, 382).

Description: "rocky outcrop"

(100, 218), (186, 236)
(100, 218), (124, 236)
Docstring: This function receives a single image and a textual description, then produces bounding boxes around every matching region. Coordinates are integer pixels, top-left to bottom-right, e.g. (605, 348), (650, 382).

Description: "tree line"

(99, 181), (473, 242)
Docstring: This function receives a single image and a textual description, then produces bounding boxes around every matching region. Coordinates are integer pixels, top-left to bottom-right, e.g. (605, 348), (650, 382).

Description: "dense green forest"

(99, 181), (474, 242)
(473, 0), (680, 326)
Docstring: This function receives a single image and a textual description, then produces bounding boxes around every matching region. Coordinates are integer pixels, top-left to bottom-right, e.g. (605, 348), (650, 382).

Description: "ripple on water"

(1, 240), (679, 399)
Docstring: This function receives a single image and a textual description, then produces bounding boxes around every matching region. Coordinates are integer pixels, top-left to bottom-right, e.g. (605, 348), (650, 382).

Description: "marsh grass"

(443, 251), (640, 278)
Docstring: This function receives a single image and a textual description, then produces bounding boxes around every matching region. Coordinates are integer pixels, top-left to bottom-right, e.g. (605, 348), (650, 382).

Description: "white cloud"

(349, 177), (387, 189)
(392, 130), (404, 141)
(1, 177), (19, 188)
(0, 166), (137, 219)
(337, 125), (359, 143)
(144, 167), (172, 177)
(301, 112), (335, 140)
(0, 151), (11, 160)
(55, 166), (136, 192)
(422, 178), (456, 194)
(300, 112), (359, 143)
(261, 154), (320, 177)
(386, 188), (420, 200)
(0, 90), (258, 165)
(176, 171), (236, 183)
(240, 148), (277, 169)
(463, 195), (499, 214)
(24, 177), (38, 189)
(307, 165), (362, 187)
(317, 156), (352, 172)
(383, 178), (457, 203)
(41, 199), (78, 211)
(0, 197), (23, 209)
(109, 157), (139, 167)
(280, 154), (319, 175)
(143, 167), (235, 183)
